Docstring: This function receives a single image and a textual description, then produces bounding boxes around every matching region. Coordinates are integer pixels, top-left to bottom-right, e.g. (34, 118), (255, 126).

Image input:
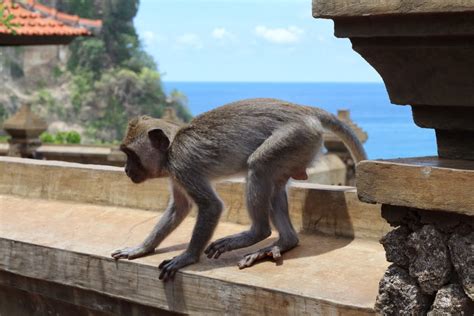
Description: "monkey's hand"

(158, 252), (198, 281)
(111, 245), (154, 260)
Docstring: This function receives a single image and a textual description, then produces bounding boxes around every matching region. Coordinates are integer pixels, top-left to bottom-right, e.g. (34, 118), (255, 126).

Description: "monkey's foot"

(111, 245), (153, 260)
(205, 231), (269, 259)
(238, 245), (282, 269)
(158, 252), (198, 281)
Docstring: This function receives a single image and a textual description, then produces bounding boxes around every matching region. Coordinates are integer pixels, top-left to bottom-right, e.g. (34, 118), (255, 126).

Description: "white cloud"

(142, 31), (155, 46)
(176, 33), (203, 49)
(212, 27), (234, 40)
(255, 25), (304, 44)
(141, 31), (166, 46)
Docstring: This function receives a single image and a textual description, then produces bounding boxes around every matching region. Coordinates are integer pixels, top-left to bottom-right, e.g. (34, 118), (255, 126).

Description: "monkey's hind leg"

(206, 120), (322, 261)
(204, 168), (273, 259)
(237, 120), (322, 269)
(238, 185), (298, 269)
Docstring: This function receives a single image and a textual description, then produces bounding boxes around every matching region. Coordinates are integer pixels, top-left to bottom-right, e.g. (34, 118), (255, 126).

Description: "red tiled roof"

(0, 0), (102, 37)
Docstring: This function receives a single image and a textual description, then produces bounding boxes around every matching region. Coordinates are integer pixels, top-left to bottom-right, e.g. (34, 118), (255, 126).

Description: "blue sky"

(135, 0), (383, 82)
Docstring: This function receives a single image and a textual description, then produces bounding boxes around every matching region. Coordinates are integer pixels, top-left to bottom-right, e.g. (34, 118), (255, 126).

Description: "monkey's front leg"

(111, 183), (191, 260)
(159, 181), (223, 281)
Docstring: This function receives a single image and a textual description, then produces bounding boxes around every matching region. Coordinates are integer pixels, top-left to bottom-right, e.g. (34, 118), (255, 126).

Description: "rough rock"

(380, 225), (410, 267)
(381, 205), (421, 231)
(448, 232), (474, 300)
(418, 209), (472, 234)
(406, 225), (452, 294)
(375, 264), (432, 316)
(427, 284), (473, 315)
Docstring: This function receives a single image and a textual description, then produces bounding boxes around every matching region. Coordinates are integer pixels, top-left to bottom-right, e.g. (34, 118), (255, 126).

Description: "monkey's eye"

(121, 148), (140, 162)
(120, 147), (132, 157)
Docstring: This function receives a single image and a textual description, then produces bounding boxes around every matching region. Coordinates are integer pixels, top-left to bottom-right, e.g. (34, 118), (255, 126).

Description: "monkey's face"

(121, 145), (150, 184)
(121, 119), (172, 184)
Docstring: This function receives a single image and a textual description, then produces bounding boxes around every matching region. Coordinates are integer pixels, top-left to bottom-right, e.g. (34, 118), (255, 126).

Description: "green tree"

(44, 0), (192, 142)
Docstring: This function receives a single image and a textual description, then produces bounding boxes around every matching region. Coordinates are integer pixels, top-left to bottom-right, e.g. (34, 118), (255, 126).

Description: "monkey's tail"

(314, 109), (368, 163)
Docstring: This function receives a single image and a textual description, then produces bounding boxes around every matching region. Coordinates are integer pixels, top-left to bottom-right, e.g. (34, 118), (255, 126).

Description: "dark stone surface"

(427, 284), (474, 315)
(406, 225), (452, 294)
(448, 232), (474, 300)
(436, 130), (474, 160)
(380, 225), (410, 267)
(418, 209), (473, 234)
(0, 271), (181, 316)
(381, 205), (421, 230)
(375, 264), (432, 316)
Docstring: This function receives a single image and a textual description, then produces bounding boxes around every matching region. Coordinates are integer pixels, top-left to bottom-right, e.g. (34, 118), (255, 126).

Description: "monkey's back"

(168, 98), (319, 179)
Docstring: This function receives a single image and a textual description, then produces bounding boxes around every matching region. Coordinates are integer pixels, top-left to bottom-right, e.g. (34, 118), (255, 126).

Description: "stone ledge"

(0, 195), (387, 315)
(357, 156), (474, 216)
(313, 0), (474, 18)
(0, 157), (387, 239)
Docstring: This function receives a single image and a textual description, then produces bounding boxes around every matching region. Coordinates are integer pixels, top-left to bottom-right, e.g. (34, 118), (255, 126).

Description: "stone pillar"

(161, 107), (183, 125)
(3, 104), (47, 158)
(313, 1), (473, 314)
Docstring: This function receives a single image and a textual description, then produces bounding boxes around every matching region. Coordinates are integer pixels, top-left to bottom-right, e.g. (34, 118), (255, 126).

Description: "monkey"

(111, 98), (367, 281)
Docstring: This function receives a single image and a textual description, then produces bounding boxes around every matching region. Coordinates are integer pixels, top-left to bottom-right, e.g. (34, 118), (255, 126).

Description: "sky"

(135, 0), (383, 82)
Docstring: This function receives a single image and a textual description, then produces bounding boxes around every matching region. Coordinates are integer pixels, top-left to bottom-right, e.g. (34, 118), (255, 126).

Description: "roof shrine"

(0, 0), (102, 45)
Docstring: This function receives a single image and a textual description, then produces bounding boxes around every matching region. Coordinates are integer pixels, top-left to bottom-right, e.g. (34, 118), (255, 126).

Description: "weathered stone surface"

(0, 157), (387, 240)
(427, 284), (474, 316)
(436, 129), (474, 160)
(357, 157), (474, 216)
(448, 232), (474, 300)
(412, 105), (474, 131)
(380, 226), (410, 267)
(313, 0), (474, 18)
(375, 264), (431, 316)
(406, 225), (452, 294)
(0, 195), (388, 315)
(334, 13), (474, 38)
(351, 38), (474, 107)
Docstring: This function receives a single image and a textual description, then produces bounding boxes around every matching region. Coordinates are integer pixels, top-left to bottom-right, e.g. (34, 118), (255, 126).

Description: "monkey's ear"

(148, 128), (171, 151)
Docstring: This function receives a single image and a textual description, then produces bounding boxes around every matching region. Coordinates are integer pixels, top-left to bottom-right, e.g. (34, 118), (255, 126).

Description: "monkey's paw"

(238, 245), (282, 269)
(111, 245), (153, 260)
(158, 252), (198, 281)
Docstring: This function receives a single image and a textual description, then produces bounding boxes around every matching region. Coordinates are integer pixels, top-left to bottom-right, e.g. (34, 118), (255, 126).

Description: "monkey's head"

(120, 116), (179, 184)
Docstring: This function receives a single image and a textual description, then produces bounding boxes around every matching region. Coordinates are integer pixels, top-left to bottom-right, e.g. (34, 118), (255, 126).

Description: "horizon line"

(162, 80), (385, 84)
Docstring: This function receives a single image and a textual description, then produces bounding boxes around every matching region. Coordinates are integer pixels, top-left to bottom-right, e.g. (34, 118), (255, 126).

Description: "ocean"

(164, 82), (437, 160)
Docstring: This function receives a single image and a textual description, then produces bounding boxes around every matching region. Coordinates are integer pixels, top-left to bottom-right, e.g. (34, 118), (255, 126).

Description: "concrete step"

(0, 194), (388, 315)
(357, 156), (474, 216)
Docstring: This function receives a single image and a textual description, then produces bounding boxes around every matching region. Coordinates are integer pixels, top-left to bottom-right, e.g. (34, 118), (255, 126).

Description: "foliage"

(0, 4), (19, 33)
(0, 103), (7, 122)
(39, 0), (192, 143)
(40, 131), (81, 144)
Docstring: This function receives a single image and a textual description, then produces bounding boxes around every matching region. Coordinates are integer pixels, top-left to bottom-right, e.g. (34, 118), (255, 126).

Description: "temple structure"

(1, 0), (101, 158)
(0, 0), (101, 46)
(313, 1), (474, 314)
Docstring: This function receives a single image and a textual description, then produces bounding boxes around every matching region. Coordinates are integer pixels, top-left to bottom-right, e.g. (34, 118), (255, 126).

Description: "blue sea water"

(164, 82), (437, 160)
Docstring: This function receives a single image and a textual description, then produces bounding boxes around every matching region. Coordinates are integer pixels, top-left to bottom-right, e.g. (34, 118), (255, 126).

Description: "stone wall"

(375, 207), (473, 315)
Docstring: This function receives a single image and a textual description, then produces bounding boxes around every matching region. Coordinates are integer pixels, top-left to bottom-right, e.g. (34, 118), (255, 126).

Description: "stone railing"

(0, 157), (388, 315)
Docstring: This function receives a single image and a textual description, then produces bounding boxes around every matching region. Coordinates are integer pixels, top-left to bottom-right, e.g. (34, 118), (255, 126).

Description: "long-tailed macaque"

(112, 98), (367, 281)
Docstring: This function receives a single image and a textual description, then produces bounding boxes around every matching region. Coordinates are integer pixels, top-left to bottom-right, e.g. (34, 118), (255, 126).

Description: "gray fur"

(112, 98), (367, 281)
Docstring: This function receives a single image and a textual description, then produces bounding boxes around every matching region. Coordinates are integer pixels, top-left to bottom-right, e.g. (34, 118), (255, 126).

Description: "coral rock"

(375, 264), (431, 315)
(380, 225), (410, 267)
(406, 225), (452, 294)
(427, 284), (473, 315)
(448, 232), (474, 300)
